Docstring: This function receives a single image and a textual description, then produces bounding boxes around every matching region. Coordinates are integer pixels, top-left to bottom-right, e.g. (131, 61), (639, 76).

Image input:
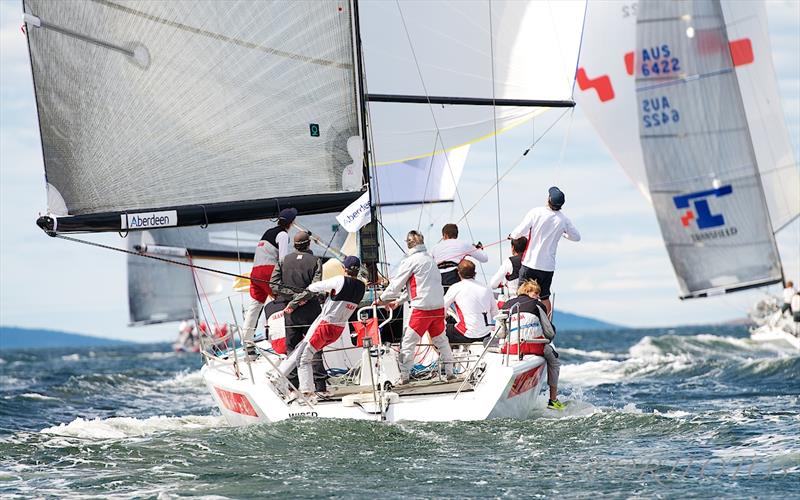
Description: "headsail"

(24, 0), (364, 233)
(360, 0), (586, 208)
(634, 0), (783, 298)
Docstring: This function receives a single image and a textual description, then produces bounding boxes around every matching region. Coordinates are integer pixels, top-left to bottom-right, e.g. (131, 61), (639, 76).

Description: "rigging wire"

(488, 0), (503, 264)
(417, 131), (442, 232)
(456, 108), (572, 225)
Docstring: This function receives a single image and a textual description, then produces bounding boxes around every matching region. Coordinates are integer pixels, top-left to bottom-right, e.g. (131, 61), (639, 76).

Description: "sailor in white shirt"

(489, 237), (527, 296)
(430, 223), (488, 291)
(782, 281), (795, 316)
(444, 260), (498, 343)
(509, 187), (580, 313)
(376, 230), (456, 384)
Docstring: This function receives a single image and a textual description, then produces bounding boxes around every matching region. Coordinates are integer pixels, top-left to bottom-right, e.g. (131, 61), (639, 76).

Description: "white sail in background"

(24, 0), (361, 220)
(576, 0), (799, 231)
(635, 0), (782, 298)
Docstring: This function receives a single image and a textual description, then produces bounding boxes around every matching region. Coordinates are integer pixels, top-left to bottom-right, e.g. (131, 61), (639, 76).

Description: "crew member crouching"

(501, 279), (564, 410)
(444, 260), (498, 344)
(278, 256), (365, 399)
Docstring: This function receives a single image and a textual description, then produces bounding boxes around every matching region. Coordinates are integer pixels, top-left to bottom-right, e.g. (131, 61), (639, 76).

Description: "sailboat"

(574, 0), (799, 348)
(23, 0), (587, 423)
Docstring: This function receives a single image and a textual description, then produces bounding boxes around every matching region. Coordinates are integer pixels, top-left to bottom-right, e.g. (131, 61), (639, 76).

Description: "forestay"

(24, 0), (363, 231)
(635, 0), (782, 298)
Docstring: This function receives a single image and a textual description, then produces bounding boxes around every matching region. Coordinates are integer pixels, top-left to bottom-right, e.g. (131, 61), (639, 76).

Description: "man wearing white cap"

(509, 187), (580, 314)
(241, 207), (298, 354)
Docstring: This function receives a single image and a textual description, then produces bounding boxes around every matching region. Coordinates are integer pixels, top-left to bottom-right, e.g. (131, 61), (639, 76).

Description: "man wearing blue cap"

(241, 207), (298, 354)
(509, 187), (580, 314)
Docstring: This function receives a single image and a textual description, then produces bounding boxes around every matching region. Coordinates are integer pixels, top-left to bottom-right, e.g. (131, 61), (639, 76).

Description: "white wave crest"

(20, 392), (59, 401)
(162, 370), (204, 388)
(41, 414), (225, 440)
(137, 351), (178, 360)
(60, 353), (81, 361)
(557, 347), (618, 360)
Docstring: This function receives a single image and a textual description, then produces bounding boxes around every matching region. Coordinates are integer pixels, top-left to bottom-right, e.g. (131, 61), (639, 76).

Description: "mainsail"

(634, 0), (783, 298)
(575, 0), (799, 230)
(24, 0), (364, 232)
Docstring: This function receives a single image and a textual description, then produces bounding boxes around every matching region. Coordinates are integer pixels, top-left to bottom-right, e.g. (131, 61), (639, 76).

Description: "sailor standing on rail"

(376, 230), (456, 384)
(241, 207), (297, 353)
(278, 256), (366, 399)
(430, 223), (488, 292)
(272, 231), (326, 392)
(509, 187), (580, 314)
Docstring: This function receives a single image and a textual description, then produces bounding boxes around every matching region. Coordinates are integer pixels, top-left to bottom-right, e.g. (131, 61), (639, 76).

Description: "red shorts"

(308, 321), (345, 350)
(408, 308), (445, 338)
(249, 264), (275, 302)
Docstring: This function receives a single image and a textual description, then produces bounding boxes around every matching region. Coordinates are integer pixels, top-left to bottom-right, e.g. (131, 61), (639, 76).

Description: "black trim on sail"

(679, 277), (783, 300)
(365, 94), (576, 108)
(36, 192), (363, 235)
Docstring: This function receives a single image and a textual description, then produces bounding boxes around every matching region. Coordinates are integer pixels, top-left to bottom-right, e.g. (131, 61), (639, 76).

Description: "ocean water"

(1, 325), (797, 499)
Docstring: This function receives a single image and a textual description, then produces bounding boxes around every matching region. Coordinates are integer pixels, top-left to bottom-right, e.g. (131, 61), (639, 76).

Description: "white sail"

(361, 0), (585, 165)
(576, 0), (799, 231)
(634, 0), (783, 298)
(24, 0), (361, 222)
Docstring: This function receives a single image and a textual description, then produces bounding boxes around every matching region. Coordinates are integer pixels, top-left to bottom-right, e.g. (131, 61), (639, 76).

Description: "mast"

(351, 0), (380, 283)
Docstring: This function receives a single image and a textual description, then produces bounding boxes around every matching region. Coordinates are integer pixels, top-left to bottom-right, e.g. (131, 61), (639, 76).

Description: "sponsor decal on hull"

(214, 387), (258, 417)
(507, 365), (544, 399)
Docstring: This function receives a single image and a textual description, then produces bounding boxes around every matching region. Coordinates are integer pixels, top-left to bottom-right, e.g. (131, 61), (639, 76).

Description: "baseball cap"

(548, 186), (565, 208)
(293, 231), (310, 245)
(343, 255), (361, 270)
(278, 207), (298, 223)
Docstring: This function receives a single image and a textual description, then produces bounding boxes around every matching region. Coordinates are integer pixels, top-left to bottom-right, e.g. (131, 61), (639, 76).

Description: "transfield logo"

(673, 185), (737, 242)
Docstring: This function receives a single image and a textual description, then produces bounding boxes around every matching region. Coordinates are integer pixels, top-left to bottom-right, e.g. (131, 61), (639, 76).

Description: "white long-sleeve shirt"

(444, 278), (498, 338)
(380, 245), (444, 310)
(783, 286), (795, 304)
(489, 257), (519, 295)
(509, 206), (580, 272)
(430, 239), (488, 271)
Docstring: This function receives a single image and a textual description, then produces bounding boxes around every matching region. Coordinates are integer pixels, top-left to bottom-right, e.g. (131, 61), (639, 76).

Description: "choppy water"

(1, 325), (798, 498)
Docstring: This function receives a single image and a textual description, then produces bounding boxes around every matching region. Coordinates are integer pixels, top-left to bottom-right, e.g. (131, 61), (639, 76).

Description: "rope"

(53, 233), (307, 293)
(456, 108), (572, 225)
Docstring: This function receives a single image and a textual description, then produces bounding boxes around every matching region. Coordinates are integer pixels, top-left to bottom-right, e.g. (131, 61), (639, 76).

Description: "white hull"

(750, 323), (800, 350)
(201, 344), (548, 425)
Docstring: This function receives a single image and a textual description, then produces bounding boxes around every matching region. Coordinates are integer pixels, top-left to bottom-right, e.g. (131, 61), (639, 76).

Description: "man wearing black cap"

(272, 231), (327, 391)
(241, 207), (298, 353)
(509, 187), (580, 314)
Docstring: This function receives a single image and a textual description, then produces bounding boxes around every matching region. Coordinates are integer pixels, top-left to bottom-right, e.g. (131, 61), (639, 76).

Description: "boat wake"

(39, 414), (226, 440)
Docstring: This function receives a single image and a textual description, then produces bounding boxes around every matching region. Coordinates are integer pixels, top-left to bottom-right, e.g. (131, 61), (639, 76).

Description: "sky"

(1, 0), (798, 342)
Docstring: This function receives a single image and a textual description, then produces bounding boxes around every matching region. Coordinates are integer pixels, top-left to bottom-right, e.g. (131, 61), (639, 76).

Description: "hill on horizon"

(553, 310), (621, 331)
(0, 326), (132, 350)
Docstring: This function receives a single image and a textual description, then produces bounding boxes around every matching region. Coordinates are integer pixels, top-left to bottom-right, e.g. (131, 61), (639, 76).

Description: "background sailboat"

(575, 0), (799, 303)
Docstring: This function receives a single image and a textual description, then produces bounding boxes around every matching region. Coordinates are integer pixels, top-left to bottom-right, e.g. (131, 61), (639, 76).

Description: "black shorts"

(519, 266), (554, 299)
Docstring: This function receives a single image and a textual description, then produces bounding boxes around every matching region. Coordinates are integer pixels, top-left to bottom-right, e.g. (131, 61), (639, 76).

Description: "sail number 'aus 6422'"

(642, 96), (680, 128)
(641, 44), (681, 76)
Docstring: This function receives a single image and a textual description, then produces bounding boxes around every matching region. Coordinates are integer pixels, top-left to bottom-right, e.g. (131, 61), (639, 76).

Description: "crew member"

(509, 187), (580, 314)
(501, 280), (563, 410)
(279, 256), (366, 399)
(782, 281), (795, 316)
(377, 230), (455, 384)
(444, 260), (498, 344)
(241, 208), (297, 351)
(792, 291), (800, 335)
(273, 231), (325, 391)
(489, 236), (528, 296)
(430, 223), (488, 291)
